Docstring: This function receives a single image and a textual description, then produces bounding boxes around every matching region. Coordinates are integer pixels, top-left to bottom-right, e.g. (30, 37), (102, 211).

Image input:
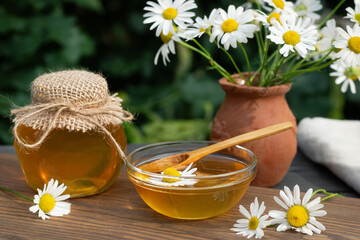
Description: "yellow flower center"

(287, 206), (309, 227)
(162, 167), (181, 183)
(248, 216), (260, 230)
(267, 12), (281, 24)
(355, 14), (360, 24)
(39, 193), (56, 213)
(315, 42), (320, 51)
(222, 19), (238, 33)
(348, 36), (360, 54)
(283, 30), (300, 46)
(273, 0), (285, 9)
(160, 31), (173, 44)
(345, 66), (360, 80)
(163, 8), (178, 20)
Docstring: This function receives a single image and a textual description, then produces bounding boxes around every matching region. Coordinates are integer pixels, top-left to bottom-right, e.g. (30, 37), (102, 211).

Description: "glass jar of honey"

(11, 70), (133, 198)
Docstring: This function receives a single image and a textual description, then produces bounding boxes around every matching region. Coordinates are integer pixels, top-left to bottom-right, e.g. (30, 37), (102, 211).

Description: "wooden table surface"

(1, 151), (360, 240)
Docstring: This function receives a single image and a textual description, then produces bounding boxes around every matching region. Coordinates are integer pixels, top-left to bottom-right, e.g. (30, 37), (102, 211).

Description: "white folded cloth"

(297, 117), (360, 194)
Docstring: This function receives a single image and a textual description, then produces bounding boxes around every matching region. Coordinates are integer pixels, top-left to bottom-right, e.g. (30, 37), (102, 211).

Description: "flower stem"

(177, 41), (236, 83)
(258, 38), (270, 86)
(283, 57), (337, 79)
(239, 43), (251, 85)
(255, 32), (263, 60)
(311, 189), (345, 202)
(192, 39), (211, 57)
(0, 186), (33, 201)
(318, 0), (346, 29)
(219, 45), (244, 79)
(289, 47), (334, 72)
(274, 57), (285, 74)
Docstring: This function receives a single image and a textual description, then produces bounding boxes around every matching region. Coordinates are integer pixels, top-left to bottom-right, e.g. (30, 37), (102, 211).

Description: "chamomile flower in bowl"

(125, 141), (257, 220)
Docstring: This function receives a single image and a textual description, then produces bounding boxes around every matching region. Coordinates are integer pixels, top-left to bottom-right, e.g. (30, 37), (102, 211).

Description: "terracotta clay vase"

(210, 74), (297, 187)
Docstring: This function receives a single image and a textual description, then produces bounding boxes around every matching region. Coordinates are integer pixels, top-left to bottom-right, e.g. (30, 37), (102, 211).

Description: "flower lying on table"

(231, 184), (342, 239)
(269, 185), (326, 235)
(29, 179), (71, 220)
(0, 178), (71, 220)
(231, 197), (270, 239)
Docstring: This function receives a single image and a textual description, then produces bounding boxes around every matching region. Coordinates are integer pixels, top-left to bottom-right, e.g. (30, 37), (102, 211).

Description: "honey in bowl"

(14, 124), (127, 198)
(126, 142), (257, 220)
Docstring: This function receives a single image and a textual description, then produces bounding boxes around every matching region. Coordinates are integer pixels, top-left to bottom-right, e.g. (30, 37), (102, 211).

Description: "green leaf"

(123, 122), (143, 143)
(64, 0), (103, 12)
(180, 74), (224, 118)
(142, 119), (210, 143)
(0, 7), (27, 34)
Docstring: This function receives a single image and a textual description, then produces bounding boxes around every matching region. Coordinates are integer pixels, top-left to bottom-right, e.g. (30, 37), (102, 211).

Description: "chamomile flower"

(330, 60), (360, 94)
(29, 179), (71, 220)
(269, 185), (327, 236)
(294, 0), (323, 22)
(183, 9), (219, 40)
(263, 0), (295, 16)
(315, 19), (338, 59)
(267, 15), (317, 58)
(345, 0), (360, 24)
(210, 5), (257, 50)
(334, 24), (360, 66)
(255, 9), (290, 26)
(154, 30), (181, 65)
(231, 197), (270, 239)
(148, 162), (197, 186)
(143, 0), (197, 37)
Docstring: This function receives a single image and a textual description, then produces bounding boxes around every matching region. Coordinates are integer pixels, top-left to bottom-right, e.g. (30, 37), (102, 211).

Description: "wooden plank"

(0, 152), (359, 240)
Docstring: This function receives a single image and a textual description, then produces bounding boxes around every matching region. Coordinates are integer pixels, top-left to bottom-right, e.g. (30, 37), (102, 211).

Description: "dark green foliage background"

(0, 0), (357, 144)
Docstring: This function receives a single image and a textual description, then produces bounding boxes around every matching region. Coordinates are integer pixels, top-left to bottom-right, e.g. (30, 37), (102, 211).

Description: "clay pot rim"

(219, 74), (291, 96)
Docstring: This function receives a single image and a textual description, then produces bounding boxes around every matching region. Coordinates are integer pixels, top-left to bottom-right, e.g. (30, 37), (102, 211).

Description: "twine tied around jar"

(11, 70), (134, 160)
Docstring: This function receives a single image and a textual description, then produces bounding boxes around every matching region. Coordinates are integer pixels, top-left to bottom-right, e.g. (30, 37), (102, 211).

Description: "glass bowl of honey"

(126, 141), (257, 220)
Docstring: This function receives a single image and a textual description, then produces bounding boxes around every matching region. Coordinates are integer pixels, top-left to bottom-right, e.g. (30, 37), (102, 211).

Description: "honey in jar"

(12, 70), (133, 198)
(14, 124), (127, 198)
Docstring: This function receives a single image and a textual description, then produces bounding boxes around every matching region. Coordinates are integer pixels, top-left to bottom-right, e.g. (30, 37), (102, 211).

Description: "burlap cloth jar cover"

(11, 70), (133, 159)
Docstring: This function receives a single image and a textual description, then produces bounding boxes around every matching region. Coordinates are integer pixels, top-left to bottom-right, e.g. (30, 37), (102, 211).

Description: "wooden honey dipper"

(140, 122), (293, 173)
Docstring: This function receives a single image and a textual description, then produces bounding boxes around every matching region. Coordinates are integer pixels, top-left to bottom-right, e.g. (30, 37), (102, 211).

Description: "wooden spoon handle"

(174, 121), (293, 169)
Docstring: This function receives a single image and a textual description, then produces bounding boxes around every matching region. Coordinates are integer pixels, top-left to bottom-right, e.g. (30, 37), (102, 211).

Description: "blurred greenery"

(0, 0), (357, 145)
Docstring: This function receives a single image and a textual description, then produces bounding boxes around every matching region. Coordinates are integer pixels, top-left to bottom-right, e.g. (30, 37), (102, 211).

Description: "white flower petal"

(301, 225), (313, 235)
(302, 188), (313, 205)
(307, 203), (324, 212)
(284, 186), (294, 206)
(274, 196), (289, 210)
(309, 217), (326, 230)
(307, 223), (321, 234)
(29, 205), (39, 213)
(240, 205), (251, 219)
(257, 201), (266, 218)
(279, 190), (292, 207)
(269, 210), (286, 219)
(277, 223), (291, 232)
(293, 185), (301, 205)
(309, 210), (327, 217)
